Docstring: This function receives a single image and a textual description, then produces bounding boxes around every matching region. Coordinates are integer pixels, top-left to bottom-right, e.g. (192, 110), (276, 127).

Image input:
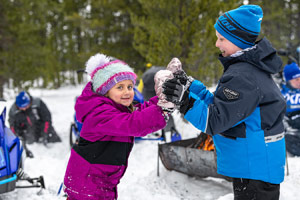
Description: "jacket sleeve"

(38, 99), (52, 122)
(37, 99), (52, 134)
(82, 103), (166, 137)
(185, 72), (260, 137)
(8, 104), (27, 134)
(189, 80), (214, 104)
(134, 96), (159, 110)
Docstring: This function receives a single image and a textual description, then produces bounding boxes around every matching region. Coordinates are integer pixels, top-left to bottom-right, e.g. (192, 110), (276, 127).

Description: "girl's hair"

(128, 104), (134, 112)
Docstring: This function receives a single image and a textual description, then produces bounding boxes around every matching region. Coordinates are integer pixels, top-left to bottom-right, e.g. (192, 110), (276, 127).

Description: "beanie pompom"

(85, 53), (110, 76)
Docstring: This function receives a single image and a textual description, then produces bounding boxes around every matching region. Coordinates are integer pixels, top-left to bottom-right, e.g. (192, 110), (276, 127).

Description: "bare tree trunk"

(0, 75), (5, 99)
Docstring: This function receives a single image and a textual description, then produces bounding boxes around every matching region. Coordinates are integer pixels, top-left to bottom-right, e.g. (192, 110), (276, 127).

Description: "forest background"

(1, 0), (300, 98)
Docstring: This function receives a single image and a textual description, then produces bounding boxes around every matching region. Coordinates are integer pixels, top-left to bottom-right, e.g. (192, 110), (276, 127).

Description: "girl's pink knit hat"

(86, 53), (137, 95)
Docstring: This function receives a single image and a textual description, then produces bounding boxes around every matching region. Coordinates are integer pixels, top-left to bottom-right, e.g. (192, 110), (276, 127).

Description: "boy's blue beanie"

(16, 91), (31, 108)
(214, 5), (263, 49)
(284, 62), (300, 82)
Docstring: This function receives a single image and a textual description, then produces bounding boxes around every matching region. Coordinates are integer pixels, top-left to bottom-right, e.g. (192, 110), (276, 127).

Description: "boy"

(162, 5), (286, 200)
(281, 62), (300, 156)
(9, 91), (61, 157)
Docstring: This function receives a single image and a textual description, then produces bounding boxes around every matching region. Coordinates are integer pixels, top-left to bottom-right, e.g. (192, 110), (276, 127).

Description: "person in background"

(281, 62), (300, 156)
(9, 91), (61, 157)
(138, 63), (165, 101)
(161, 5), (286, 200)
(63, 53), (170, 200)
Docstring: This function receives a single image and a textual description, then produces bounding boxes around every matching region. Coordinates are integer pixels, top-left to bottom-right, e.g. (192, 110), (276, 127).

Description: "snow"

(1, 85), (300, 200)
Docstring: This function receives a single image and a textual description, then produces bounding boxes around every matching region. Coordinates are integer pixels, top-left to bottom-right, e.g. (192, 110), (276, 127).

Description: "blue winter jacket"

(280, 83), (300, 130)
(281, 83), (300, 114)
(185, 38), (286, 184)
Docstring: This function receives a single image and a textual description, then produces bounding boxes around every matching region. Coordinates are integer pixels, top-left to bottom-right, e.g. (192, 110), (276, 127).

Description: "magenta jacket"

(64, 82), (166, 200)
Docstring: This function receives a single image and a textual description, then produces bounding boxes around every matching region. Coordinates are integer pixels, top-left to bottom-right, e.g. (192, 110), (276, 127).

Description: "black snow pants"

(233, 178), (280, 200)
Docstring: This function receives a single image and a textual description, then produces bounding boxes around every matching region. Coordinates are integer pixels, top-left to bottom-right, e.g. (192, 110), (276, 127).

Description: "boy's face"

(215, 31), (242, 57)
(18, 104), (31, 111)
(106, 80), (134, 107)
(290, 77), (300, 89)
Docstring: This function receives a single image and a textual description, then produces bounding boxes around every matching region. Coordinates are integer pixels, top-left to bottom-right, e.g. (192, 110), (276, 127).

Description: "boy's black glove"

(178, 91), (196, 115)
(163, 78), (185, 105)
(173, 70), (194, 87)
(173, 71), (188, 85)
(163, 78), (195, 115)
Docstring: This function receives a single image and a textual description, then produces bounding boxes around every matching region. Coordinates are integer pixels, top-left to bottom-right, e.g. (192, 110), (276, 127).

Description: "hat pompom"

(85, 53), (110, 76)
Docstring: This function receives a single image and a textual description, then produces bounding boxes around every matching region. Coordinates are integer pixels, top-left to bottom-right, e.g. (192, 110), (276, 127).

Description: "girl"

(64, 53), (170, 200)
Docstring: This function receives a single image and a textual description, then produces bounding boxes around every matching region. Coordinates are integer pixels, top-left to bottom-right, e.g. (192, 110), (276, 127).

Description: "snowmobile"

(0, 99), (45, 194)
(69, 109), (82, 147)
(158, 132), (230, 181)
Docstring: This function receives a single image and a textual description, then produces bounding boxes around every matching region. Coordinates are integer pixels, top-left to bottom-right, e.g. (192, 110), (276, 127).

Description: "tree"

(1, 0), (299, 98)
(1, 0), (56, 90)
(130, 0), (241, 86)
(0, 0), (11, 98)
(249, 0), (300, 65)
(87, 0), (145, 73)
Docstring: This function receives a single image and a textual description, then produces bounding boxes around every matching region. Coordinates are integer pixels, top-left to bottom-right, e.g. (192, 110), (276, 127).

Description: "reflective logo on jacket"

(281, 84), (300, 113)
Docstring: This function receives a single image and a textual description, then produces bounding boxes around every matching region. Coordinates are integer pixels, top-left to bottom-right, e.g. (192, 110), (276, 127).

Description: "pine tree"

(0, 0), (11, 97)
(249, 0), (300, 65)
(1, 0), (57, 89)
(86, 0), (145, 73)
(130, 0), (241, 86)
(1, 0), (299, 98)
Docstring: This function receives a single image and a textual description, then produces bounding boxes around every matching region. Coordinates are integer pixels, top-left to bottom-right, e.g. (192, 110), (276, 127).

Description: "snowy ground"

(1, 85), (300, 200)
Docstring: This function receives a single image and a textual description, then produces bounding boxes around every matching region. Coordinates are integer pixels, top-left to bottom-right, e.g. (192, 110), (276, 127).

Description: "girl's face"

(106, 80), (134, 107)
(215, 31), (242, 57)
(290, 77), (300, 89)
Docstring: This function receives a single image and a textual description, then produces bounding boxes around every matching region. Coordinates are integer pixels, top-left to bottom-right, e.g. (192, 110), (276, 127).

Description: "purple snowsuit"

(64, 82), (166, 200)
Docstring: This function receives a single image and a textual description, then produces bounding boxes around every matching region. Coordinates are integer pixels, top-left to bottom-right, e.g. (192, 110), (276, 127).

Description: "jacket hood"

(75, 82), (127, 123)
(219, 38), (283, 74)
